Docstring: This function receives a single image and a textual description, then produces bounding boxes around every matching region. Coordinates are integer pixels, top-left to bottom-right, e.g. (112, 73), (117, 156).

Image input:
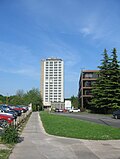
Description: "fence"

(0, 109), (32, 134)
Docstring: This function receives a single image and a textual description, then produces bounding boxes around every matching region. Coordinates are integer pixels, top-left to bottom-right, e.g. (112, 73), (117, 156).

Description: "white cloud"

(80, 27), (92, 37)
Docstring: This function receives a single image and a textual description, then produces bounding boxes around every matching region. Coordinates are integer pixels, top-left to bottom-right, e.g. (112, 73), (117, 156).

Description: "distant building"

(40, 58), (64, 108)
(78, 70), (99, 109)
(65, 100), (72, 110)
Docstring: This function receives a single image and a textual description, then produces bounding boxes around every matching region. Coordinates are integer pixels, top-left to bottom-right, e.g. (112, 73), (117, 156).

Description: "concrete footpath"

(9, 112), (120, 159)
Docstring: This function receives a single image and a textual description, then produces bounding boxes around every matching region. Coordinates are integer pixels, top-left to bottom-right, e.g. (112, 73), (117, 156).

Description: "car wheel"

(115, 115), (118, 119)
(0, 119), (9, 128)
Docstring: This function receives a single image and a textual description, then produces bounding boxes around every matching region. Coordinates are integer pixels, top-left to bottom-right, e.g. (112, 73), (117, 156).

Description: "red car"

(11, 105), (27, 113)
(0, 114), (14, 124)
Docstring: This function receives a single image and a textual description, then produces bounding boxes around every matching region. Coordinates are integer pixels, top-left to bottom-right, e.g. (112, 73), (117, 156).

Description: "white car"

(0, 112), (14, 117)
(69, 109), (80, 113)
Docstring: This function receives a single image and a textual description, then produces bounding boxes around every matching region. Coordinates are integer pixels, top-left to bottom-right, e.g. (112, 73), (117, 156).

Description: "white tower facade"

(40, 58), (64, 107)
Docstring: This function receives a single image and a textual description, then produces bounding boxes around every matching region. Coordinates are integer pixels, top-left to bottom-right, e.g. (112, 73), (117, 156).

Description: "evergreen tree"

(107, 48), (120, 108)
(91, 48), (120, 113)
(91, 49), (110, 112)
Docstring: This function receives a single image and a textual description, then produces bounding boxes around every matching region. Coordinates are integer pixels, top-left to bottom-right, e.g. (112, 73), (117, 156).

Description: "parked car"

(19, 105), (28, 113)
(0, 119), (9, 128)
(113, 109), (120, 119)
(59, 109), (63, 112)
(69, 108), (80, 113)
(55, 108), (59, 112)
(4, 110), (18, 119)
(14, 105), (28, 113)
(0, 109), (13, 117)
(13, 109), (22, 116)
(0, 105), (10, 111)
(0, 114), (14, 124)
(11, 105), (23, 113)
(55, 108), (63, 112)
(0, 107), (17, 119)
(9, 106), (22, 116)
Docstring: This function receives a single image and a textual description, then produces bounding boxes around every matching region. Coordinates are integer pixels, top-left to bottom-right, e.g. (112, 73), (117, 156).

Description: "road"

(53, 112), (120, 128)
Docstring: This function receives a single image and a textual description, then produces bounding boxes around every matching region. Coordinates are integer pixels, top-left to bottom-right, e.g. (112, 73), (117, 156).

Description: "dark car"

(0, 105), (10, 111)
(9, 106), (22, 116)
(4, 110), (18, 119)
(55, 108), (59, 112)
(55, 108), (63, 113)
(13, 109), (22, 116)
(113, 109), (120, 119)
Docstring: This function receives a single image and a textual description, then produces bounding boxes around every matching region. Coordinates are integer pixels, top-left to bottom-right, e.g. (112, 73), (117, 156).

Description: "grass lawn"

(40, 111), (120, 140)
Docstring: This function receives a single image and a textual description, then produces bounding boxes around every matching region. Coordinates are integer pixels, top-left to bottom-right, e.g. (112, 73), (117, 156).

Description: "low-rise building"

(78, 70), (99, 109)
(65, 100), (72, 110)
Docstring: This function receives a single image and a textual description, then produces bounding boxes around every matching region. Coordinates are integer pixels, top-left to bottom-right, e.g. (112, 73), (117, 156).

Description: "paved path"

(9, 112), (120, 159)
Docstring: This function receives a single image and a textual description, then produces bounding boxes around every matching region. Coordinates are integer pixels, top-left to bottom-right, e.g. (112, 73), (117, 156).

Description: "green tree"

(107, 48), (120, 109)
(91, 48), (120, 113)
(9, 95), (24, 105)
(0, 94), (6, 104)
(24, 88), (43, 111)
(71, 96), (79, 108)
(9, 88), (43, 110)
(9, 90), (25, 105)
(91, 49), (110, 112)
(16, 89), (25, 98)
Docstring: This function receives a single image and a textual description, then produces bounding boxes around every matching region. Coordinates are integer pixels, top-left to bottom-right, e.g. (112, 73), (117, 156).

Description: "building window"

(50, 62), (53, 65)
(84, 73), (93, 78)
(45, 98), (48, 102)
(84, 81), (91, 87)
(84, 90), (92, 95)
(93, 73), (99, 78)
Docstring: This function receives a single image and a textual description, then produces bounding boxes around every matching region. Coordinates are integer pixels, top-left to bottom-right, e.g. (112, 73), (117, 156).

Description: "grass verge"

(0, 149), (12, 159)
(40, 111), (120, 140)
(0, 112), (32, 159)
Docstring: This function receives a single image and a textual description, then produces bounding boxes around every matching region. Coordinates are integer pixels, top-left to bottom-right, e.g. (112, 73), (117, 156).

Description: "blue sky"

(0, 0), (120, 98)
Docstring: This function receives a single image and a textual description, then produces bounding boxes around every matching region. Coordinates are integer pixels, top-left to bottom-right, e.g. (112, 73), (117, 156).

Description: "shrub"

(1, 125), (19, 143)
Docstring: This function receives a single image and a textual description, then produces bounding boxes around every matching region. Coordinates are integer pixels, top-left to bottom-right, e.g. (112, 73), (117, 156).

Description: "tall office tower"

(40, 58), (64, 107)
